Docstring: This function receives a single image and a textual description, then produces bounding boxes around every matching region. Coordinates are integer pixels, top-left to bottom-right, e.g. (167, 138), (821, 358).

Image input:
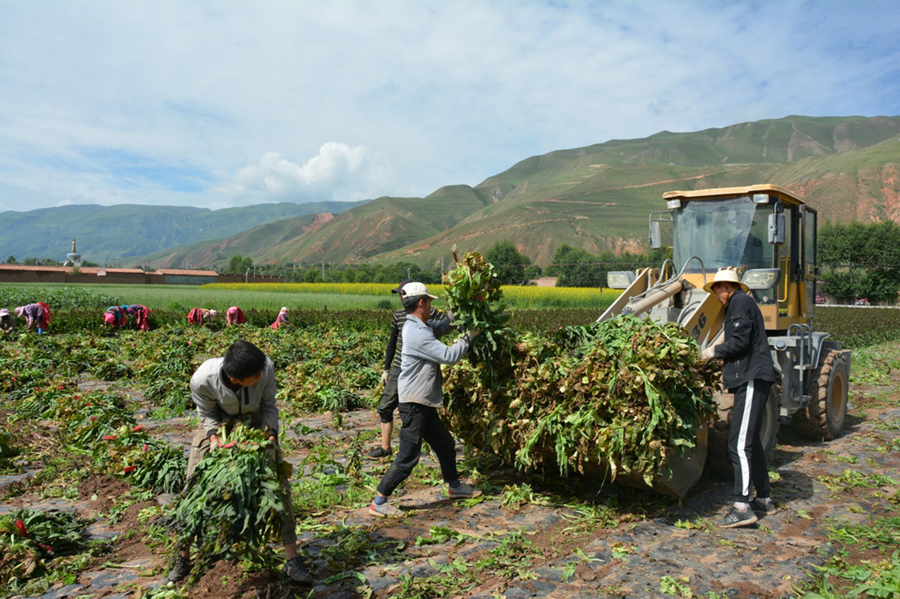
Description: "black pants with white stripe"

(728, 379), (772, 503)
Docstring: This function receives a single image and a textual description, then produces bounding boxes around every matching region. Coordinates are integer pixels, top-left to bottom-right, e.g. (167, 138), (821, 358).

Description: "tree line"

(818, 220), (900, 304)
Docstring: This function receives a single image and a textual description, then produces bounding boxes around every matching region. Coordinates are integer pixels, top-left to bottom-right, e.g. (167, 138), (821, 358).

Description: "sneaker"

(751, 498), (777, 516)
(283, 557), (313, 585)
(369, 501), (403, 518)
(447, 482), (482, 500)
(721, 507), (758, 529)
(366, 446), (393, 460)
(166, 556), (191, 583)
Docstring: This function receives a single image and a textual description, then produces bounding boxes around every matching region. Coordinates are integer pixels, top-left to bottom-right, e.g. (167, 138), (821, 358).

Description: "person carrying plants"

(701, 267), (777, 528)
(186, 307), (216, 325)
(270, 307), (290, 330)
(0, 308), (14, 334)
(166, 340), (313, 584)
(369, 282), (481, 518)
(122, 304), (151, 331)
(367, 279), (453, 460)
(15, 302), (51, 334)
(225, 305), (246, 326)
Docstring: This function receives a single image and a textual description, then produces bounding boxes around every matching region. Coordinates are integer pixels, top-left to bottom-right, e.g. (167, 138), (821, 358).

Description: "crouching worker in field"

(103, 305), (126, 329)
(369, 282), (482, 518)
(225, 305), (246, 326)
(166, 340), (313, 585)
(270, 306), (290, 329)
(186, 307), (216, 325)
(16, 302), (51, 334)
(0, 308), (14, 334)
(123, 304), (151, 331)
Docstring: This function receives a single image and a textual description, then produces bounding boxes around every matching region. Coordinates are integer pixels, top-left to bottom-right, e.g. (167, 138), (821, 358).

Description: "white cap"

(401, 282), (438, 299)
(280, 307), (289, 312)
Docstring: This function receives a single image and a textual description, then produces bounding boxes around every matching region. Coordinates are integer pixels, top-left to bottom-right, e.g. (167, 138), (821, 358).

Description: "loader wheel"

(705, 384), (779, 477)
(794, 349), (849, 441)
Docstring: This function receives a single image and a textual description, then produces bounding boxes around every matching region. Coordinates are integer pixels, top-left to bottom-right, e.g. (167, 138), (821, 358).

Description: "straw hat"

(280, 307), (289, 312)
(14, 307), (24, 317)
(703, 268), (749, 294)
(0, 308), (9, 317)
(208, 309), (218, 318)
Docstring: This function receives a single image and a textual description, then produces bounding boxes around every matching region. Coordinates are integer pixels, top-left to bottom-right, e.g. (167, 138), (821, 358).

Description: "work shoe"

(721, 507), (758, 529)
(366, 446), (393, 460)
(447, 482), (482, 500)
(369, 501), (403, 518)
(283, 557), (313, 585)
(166, 556), (191, 583)
(751, 497), (778, 516)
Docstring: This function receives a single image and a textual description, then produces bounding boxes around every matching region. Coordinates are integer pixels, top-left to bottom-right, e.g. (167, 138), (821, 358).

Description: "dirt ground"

(3, 358), (899, 599)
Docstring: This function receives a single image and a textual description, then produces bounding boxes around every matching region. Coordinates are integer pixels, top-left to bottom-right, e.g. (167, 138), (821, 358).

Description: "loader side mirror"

(768, 213), (785, 244)
(649, 221), (661, 249)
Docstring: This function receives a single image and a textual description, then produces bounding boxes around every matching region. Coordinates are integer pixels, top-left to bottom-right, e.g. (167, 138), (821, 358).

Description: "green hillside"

(0, 200), (366, 264)
(7, 115), (900, 269)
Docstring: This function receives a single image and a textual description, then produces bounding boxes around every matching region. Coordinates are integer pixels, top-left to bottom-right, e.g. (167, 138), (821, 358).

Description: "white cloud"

(217, 143), (399, 203)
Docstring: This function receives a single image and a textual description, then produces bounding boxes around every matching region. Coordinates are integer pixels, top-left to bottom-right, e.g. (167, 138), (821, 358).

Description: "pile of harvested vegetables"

(443, 251), (720, 484)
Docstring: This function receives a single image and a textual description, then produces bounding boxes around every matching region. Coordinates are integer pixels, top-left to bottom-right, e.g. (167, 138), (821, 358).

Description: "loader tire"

(706, 384), (779, 477)
(793, 349), (849, 441)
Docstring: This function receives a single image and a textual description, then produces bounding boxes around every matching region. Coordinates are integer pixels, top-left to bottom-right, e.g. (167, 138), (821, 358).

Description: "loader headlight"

(607, 271), (635, 289)
(743, 269), (780, 290)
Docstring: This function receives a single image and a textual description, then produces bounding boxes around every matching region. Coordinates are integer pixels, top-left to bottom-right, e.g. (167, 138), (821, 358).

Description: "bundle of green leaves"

(170, 424), (290, 575)
(443, 251), (511, 362)
(93, 423), (186, 493)
(0, 509), (90, 585)
(444, 280), (720, 483)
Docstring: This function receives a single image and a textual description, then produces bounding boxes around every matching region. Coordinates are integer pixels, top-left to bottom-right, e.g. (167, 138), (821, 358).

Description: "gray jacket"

(398, 314), (469, 408)
(190, 356), (279, 437)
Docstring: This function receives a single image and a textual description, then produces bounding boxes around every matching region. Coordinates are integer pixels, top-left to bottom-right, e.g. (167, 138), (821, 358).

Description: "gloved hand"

(467, 327), (482, 342)
(445, 310), (455, 323)
(209, 435), (221, 452)
(701, 346), (716, 361)
(380, 370), (389, 386)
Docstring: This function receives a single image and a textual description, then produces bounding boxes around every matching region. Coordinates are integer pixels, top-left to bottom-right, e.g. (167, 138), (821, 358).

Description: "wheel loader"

(600, 184), (851, 497)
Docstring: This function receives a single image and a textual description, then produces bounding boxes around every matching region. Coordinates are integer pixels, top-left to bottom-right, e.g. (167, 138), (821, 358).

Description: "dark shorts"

(376, 364), (401, 423)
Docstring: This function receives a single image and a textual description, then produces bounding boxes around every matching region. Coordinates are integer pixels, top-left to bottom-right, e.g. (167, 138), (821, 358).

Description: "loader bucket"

(611, 421), (709, 498)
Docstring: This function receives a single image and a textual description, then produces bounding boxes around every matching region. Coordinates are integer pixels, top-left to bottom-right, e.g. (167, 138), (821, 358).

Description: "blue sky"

(0, 0), (898, 212)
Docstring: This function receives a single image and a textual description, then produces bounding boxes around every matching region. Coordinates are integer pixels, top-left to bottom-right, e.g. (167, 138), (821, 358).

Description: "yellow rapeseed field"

(205, 282), (621, 309)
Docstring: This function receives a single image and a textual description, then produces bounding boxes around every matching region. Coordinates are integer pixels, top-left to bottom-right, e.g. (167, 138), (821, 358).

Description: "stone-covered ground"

(3, 351), (899, 599)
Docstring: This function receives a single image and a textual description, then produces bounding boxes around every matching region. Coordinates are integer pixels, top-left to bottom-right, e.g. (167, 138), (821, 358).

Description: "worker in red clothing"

(270, 307), (290, 330)
(187, 308), (217, 325)
(226, 306), (246, 326)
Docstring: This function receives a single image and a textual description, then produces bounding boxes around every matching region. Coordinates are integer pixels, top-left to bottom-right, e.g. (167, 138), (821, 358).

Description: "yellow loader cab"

(599, 184), (850, 497)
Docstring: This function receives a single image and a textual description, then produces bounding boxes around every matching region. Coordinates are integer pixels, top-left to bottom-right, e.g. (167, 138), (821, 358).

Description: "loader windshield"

(672, 196), (773, 272)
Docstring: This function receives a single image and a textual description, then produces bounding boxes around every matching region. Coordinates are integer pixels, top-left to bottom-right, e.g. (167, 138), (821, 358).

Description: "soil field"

(2, 340), (899, 599)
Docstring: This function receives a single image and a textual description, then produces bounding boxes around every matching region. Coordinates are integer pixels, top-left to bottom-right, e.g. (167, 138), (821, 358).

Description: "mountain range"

(3, 115), (899, 268)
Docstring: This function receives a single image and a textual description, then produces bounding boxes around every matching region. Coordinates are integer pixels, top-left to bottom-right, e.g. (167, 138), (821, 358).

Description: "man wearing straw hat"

(702, 267), (777, 528)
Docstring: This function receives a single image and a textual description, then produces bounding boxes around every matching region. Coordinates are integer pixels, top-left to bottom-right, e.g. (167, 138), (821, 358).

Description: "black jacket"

(713, 289), (776, 390)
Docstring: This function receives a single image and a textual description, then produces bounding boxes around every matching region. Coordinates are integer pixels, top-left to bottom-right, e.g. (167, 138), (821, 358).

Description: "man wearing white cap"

(702, 267), (777, 528)
(369, 281), (481, 517)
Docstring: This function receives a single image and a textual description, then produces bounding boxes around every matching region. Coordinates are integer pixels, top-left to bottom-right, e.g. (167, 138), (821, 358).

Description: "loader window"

(672, 197), (775, 272)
